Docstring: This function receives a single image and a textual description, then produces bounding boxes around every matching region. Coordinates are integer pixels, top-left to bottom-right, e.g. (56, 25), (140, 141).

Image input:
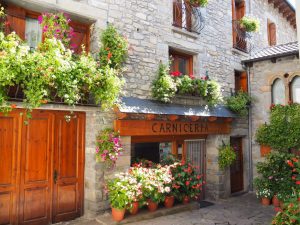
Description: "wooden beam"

(279, 4), (288, 13)
(168, 115), (179, 121)
(208, 116), (217, 122)
(225, 118), (233, 122)
(116, 112), (128, 120)
(145, 114), (156, 120)
(190, 116), (200, 122)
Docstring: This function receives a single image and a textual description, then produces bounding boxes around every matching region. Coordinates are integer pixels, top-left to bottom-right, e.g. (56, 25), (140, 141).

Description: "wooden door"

(0, 109), (85, 225)
(18, 110), (54, 225)
(0, 111), (21, 225)
(52, 112), (85, 223)
(230, 137), (244, 193)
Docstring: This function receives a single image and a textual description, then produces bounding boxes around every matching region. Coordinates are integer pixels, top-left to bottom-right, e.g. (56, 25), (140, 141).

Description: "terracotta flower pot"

(164, 196), (175, 208)
(279, 200), (284, 209)
(272, 195), (280, 207)
(182, 196), (190, 204)
(260, 145), (271, 157)
(129, 201), (139, 215)
(111, 207), (125, 222)
(261, 197), (271, 206)
(147, 199), (158, 212)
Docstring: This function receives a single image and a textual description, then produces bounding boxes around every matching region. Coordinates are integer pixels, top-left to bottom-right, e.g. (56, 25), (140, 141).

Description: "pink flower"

(38, 15), (43, 24)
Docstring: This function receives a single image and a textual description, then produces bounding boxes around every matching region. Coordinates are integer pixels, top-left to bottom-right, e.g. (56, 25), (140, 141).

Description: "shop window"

(5, 3), (90, 53)
(169, 50), (193, 75)
(173, 0), (192, 32)
(268, 20), (277, 46)
(232, 0), (247, 52)
(291, 76), (300, 103)
(272, 78), (285, 104)
(235, 70), (248, 92)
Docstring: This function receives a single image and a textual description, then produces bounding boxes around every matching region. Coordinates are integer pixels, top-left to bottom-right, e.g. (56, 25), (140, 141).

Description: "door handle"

(53, 170), (58, 184)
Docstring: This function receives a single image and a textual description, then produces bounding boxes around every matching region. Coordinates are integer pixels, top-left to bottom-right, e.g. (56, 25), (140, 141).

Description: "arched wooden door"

(0, 109), (85, 225)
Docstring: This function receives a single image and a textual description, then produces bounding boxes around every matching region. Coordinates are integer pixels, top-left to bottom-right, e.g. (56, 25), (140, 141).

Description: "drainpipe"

(246, 64), (253, 191)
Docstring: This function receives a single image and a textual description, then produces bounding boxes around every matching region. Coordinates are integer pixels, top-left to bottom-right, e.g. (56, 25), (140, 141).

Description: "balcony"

(232, 20), (253, 53)
(172, 0), (205, 34)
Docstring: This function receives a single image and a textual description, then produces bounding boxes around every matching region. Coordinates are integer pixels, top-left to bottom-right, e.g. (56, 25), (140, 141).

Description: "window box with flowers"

(151, 63), (221, 105)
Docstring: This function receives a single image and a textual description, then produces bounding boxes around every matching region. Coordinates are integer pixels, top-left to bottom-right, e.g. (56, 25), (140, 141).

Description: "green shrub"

(239, 16), (260, 32)
(225, 91), (252, 116)
(218, 143), (237, 170)
(177, 75), (193, 95)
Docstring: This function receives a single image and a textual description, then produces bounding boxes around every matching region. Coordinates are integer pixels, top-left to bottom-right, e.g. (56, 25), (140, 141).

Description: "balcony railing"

(172, 0), (205, 34)
(232, 20), (254, 53)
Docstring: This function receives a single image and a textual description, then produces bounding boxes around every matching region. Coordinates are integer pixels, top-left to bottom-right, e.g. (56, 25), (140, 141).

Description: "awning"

(118, 97), (235, 118)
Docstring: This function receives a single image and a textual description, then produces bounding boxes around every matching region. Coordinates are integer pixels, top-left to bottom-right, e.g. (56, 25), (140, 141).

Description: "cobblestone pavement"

(59, 193), (275, 225)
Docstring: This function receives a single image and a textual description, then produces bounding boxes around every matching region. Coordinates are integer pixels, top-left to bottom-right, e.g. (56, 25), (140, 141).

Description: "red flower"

(296, 181), (300, 185)
(292, 158), (299, 163)
(185, 181), (190, 186)
(298, 197), (300, 202)
(292, 176), (296, 180)
(270, 104), (275, 110)
(107, 52), (112, 60)
(10, 104), (17, 109)
(287, 160), (294, 168)
(170, 71), (181, 77)
(189, 74), (195, 79)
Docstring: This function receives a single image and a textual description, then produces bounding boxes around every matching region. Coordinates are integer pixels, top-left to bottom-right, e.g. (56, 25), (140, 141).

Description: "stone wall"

(249, 55), (300, 178)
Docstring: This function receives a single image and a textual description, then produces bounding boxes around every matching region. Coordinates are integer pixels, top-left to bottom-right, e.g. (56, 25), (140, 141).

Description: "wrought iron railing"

(232, 20), (254, 53)
(172, 0), (205, 34)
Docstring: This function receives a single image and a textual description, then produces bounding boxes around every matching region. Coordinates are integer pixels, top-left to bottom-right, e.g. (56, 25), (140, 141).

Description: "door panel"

(230, 137), (244, 193)
(0, 112), (21, 225)
(52, 112), (85, 223)
(19, 110), (54, 225)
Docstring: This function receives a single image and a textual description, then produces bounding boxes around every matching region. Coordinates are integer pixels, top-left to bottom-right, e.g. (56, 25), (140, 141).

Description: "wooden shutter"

(236, 1), (245, 20)
(186, 3), (192, 31)
(268, 22), (277, 46)
(173, 1), (183, 28)
(70, 22), (90, 54)
(5, 4), (26, 39)
(232, 0), (237, 47)
(240, 71), (248, 92)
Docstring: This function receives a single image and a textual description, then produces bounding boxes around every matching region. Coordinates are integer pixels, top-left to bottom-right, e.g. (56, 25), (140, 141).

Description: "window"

(173, 0), (192, 32)
(5, 3), (90, 53)
(235, 70), (248, 92)
(291, 76), (300, 103)
(268, 20), (277, 46)
(169, 50), (193, 75)
(232, 0), (247, 52)
(272, 79), (285, 104)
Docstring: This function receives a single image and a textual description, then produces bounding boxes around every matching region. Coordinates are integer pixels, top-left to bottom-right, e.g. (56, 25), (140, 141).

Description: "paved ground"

(59, 193), (275, 225)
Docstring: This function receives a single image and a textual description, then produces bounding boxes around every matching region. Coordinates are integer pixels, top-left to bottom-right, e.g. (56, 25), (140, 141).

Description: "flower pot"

(261, 197), (271, 206)
(260, 145), (271, 157)
(164, 196), (175, 208)
(279, 201), (284, 209)
(129, 201), (139, 215)
(111, 207), (125, 222)
(272, 195), (280, 207)
(147, 199), (158, 212)
(182, 196), (190, 204)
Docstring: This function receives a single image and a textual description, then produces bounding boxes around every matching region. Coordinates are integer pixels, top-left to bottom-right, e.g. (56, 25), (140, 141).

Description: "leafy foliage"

(99, 24), (128, 70)
(225, 91), (252, 116)
(255, 104), (300, 152)
(253, 178), (273, 199)
(239, 16), (260, 32)
(188, 0), (209, 7)
(152, 63), (177, 103)
(218, 143), (237, 170)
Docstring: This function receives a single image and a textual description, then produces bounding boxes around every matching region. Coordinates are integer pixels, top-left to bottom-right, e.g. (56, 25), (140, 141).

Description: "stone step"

(95, 202), (200, 225)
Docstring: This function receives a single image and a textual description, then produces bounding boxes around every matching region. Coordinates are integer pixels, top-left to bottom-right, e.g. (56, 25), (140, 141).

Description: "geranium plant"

(218, 143), (237, 170)
(95, 128), (123, 168)
(239, 16), (260, 33)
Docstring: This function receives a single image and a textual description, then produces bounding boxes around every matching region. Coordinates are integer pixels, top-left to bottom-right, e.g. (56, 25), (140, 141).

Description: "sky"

(288, 0), (295, 7)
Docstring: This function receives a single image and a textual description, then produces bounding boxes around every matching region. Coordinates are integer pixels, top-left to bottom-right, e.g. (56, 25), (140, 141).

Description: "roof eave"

(242, 50), (299, 64)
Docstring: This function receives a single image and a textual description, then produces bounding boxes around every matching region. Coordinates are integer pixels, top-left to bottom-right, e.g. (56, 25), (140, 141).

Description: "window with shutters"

(169, 50), (193, 76)
(173, 0), (193, 32)
(290, 76), (300, 103)
(272, 78), (285, 104)
(4, 3), (90, 53)
(268, 20), (277, 46)
(232, 0), (247, 52)
(235, 70), (248, 93)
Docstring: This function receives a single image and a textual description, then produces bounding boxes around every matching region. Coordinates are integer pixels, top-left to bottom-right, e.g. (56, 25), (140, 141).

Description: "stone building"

(0, 0), (297, 224)
(242, 41), (300, 177)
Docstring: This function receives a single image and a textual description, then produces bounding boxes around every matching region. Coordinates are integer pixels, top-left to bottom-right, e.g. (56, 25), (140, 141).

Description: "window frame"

(234, 70), (248, 93)
(271, 78), (285, 105)
(267, 20), (277, 46)
(169, 50), (193, 76)
(290, 76), (300, 103)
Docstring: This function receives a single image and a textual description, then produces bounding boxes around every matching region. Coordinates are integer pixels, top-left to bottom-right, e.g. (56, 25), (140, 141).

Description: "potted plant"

(256, 124), (271, 157)
(106, 178), (131, 222)
(225, 90), (252, 117)
(254, 178), (273, 205)
(186, 0), (209, 7)
(218, 143), (237, 170)
(239, 16), (260, 32)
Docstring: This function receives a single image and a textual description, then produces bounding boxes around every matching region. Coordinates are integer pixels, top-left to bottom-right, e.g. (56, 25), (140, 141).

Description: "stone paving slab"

(59, 193), (276, 225)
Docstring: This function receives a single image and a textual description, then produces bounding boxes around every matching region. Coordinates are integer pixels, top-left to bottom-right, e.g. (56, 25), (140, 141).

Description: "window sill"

(172, 26), (199, 39)
(232, 48), (249, 57)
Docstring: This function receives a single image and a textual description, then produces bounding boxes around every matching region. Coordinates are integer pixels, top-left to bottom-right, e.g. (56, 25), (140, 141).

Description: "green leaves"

(239, 16), (260, 33)
(225, 90), (252, 116)
(218, 144), (237, 170)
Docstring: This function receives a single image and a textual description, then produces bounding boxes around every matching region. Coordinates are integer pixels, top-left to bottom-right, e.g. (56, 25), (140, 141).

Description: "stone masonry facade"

(249, 55), (300, 178)
(9, 0), (297, 217)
